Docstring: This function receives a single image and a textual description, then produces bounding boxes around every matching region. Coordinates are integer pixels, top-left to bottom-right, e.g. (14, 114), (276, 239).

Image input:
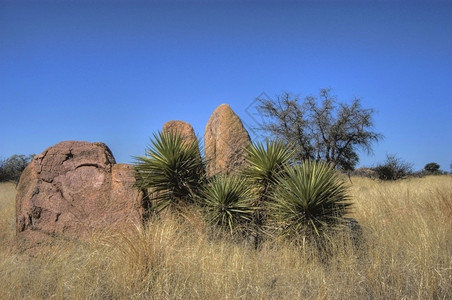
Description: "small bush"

(134, 131), (205, 212)
(243, 140), (294, 193)
(423, 162), (443, 175)
(0, 154), (34, 184)
(243, 140), (295, 236)
(201, 175), (255, 235)
(374, 154), (413, 180)
(269, 160), (352, 241)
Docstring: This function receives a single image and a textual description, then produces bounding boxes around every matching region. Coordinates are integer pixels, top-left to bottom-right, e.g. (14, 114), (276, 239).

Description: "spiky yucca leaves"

(202, 175), (255, 235)
(269, 160), (352, 240)
(244, 140), (295, 193)
(134, 131), (205, 212)
(243, 140), (295, 241)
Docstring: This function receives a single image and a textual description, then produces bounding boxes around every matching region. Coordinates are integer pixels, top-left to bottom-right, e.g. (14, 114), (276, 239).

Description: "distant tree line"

(0, 154), (34, 184)
(353, 154), (449, 181)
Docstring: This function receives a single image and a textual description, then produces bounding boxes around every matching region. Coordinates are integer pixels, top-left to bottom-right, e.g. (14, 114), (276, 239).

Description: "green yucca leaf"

(244, 140), (294, 192)
(134, 130), (205, 211)
(269, 160), (352, 238)
(202, 175), (256, 234)
(243, 140), (295, 232)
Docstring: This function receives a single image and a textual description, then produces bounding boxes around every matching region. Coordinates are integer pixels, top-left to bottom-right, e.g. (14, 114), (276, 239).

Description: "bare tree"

(255, 89), (382, 170)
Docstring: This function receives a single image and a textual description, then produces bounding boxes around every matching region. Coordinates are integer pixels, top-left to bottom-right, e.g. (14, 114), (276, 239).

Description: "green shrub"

(201, 175), (255, 235)
(134, 131), (205, 212)
(269, 160), (352, 240)
(374, 154), (413, 180)
(243, 140), (294, 231)
(424, 162), (441, 174)
(244, 140), (294, 192)
(0, 154), (34, 184)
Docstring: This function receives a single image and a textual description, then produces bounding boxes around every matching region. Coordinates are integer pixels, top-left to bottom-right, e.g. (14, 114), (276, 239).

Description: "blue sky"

(1, 0), (451, 171)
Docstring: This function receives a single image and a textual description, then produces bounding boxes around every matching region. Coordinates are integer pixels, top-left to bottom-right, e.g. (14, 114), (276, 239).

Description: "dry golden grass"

(1, 177), (451, 299)
(0, 182), (16, 245)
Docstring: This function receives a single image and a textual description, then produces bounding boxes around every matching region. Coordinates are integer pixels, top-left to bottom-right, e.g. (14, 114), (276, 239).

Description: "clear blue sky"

(1, 0), (451, 171)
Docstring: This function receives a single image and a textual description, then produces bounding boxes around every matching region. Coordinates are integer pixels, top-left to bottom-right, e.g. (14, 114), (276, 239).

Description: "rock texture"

(204, 104), (251, 177)
(15, 141), (147, 252)
(162, 120), (197, 146)
(352, 167), (377, 178)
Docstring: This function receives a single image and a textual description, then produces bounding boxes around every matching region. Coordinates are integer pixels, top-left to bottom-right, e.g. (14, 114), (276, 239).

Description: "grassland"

(1, 176), (451, 299)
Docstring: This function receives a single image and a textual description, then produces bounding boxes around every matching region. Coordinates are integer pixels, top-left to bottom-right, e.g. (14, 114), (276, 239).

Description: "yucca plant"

(269, 160), (352, 240)
(243, 140), (295, 243)
(202, 175), (255, 235)
(134, 130), (205, 212)
(244, 140), (295, 194)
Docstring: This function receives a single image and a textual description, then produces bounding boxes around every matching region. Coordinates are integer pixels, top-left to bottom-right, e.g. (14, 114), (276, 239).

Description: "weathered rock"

(162, 120), (197, 146)
(15, 141), (147, 253)
(352, 167), (377, 178)
(204, 104), (251, 177)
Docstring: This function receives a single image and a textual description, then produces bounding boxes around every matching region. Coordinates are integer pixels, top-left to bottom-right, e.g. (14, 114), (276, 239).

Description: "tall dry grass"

(1, 177), (451, 299)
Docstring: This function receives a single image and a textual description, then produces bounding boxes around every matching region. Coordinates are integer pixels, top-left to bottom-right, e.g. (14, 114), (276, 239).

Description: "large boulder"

(204, 104), (251, 177)
(15, 141), (147, 252)
(352, 167), (377, 179)
(162, 120), (198, 146)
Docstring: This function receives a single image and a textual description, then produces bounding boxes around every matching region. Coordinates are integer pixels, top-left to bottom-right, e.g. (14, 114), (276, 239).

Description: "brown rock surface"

(352, 167), (377, 178)
(162, 120), (197, 146)
(204, 104), (251, 177)
(15, 141), (146, 252)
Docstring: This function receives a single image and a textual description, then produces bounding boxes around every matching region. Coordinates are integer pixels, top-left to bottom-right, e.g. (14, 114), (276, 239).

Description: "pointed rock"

(204, 104), (251, 177)
(162, 120), (197, 146)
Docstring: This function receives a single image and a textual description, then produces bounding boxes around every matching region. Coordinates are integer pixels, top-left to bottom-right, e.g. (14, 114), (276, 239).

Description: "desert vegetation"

(3, 114), (451, 299)
(134, 133), (353, 245)
(0, 154), (34, 184)
(1, 171), (451, 298)
(3, 113), (451, 298)
(254, 89), (383, 171)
